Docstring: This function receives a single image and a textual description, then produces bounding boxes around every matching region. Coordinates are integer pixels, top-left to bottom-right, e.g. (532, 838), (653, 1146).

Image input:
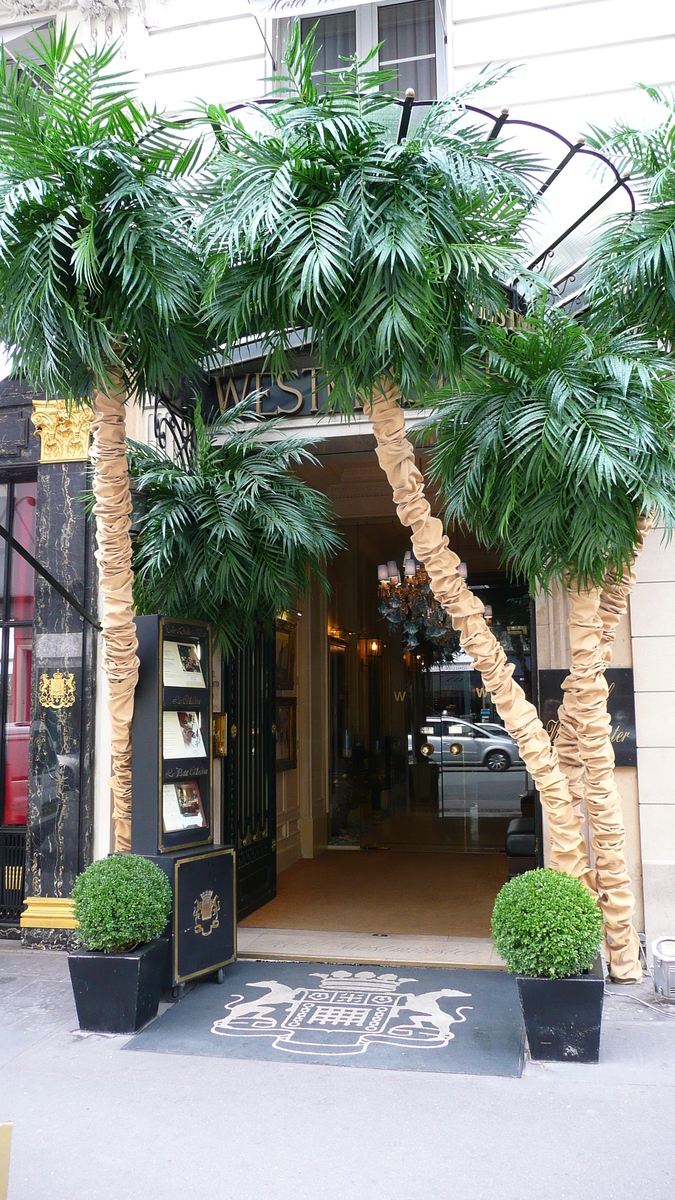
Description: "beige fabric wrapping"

(91, 386), (139, 853)
(597, 518), (651, 664)
(561, 584), (641, 980)
(366, 383), (592, 884)
(555, 519), (650, 981)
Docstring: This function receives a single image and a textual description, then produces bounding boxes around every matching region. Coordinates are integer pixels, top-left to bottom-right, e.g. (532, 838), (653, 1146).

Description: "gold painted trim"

(31, 399), (93, 463)
(0, 1122), (12, 1200)
(20, 897), (78, 929)
(173, 848), (236, 984)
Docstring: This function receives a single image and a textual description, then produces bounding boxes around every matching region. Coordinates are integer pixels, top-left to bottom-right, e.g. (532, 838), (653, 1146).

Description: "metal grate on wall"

(0, 827), (26, 923)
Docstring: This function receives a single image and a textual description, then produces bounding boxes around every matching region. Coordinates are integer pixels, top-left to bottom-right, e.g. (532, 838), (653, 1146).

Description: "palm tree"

(0, 29), (208, 851)
(129, 403), (342, 655)
(199, 27), (592, 890)
(588, 86), (675, 348)
(424, 306), (675, 979)
(576, 88), (675, 684)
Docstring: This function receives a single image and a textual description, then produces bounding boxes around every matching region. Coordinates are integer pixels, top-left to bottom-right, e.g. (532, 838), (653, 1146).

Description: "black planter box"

(517, 956), (604, 1063)
(68, 938), (168, 1033)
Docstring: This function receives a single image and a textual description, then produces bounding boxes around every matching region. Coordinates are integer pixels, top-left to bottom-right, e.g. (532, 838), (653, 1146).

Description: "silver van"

(417, 717), (524, 772)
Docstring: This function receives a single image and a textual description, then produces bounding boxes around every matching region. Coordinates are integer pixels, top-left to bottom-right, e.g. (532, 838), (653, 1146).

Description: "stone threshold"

(237, 926), (506, 969)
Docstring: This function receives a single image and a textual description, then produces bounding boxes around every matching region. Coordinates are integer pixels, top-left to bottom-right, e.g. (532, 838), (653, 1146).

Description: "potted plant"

(491, 869), (604, 1063)
(68, 855), (172, 1033)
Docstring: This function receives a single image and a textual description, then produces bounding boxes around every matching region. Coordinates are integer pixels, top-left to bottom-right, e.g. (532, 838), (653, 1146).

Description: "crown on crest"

(308, 970), (417, 992)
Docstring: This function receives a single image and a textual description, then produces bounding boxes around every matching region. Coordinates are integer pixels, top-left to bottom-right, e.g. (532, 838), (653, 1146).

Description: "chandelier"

(377, 552), (466, 652)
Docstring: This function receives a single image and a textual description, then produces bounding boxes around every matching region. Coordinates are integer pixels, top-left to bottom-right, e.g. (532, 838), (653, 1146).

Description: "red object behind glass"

(4, 483), (36, 824)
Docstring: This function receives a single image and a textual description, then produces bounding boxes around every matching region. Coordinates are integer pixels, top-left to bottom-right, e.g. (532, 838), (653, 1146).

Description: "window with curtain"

(0, 477), (37, 827)
(378, 0), (437, 102)
(300, 11), (357, 91)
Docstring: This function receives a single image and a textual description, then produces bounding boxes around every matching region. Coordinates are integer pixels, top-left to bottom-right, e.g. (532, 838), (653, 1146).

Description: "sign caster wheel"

(214, 969), (224, 984)
(171, 984), (185, 1000)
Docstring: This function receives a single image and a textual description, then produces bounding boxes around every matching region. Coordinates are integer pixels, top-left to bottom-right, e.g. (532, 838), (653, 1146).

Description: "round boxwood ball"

(73, 854), (172, 954)
(491, 868), (603, 979)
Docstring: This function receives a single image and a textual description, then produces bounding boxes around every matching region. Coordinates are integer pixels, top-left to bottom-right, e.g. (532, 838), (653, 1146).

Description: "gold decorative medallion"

(193, 890), (220, 937)
(31, 399), (93, 463)
(38, 669), (76, 710)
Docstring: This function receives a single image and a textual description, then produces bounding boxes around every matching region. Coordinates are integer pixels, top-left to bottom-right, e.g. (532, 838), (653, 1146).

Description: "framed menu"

(162, 640), (206, 689)
(162, 780), (206, 832)
(162, 710), (207, 759)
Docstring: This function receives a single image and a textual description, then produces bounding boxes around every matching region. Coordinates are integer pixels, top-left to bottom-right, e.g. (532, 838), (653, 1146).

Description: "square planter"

(517, 955), (604, 1063)
(68, 938), (168, 1033)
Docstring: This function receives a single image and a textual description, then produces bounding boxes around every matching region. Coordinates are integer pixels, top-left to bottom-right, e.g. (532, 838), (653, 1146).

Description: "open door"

(223, 629), (277, 918)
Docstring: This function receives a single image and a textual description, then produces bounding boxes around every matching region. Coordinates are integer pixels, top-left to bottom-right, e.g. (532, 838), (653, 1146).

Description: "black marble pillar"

(23, 460), (97, 948)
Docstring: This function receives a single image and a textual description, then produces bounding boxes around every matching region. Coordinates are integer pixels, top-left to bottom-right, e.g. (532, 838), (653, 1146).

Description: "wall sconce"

(365, 638), (382, 657)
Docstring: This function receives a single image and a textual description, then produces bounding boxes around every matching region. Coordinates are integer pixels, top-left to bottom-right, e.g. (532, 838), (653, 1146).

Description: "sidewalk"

(1, 941), (673, 1200)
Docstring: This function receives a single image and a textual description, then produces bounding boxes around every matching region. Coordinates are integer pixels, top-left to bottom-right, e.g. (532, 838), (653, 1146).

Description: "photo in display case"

(162, 780), (206, 832)
(162, 640), (206, 689)
(162, 710), (207, 759)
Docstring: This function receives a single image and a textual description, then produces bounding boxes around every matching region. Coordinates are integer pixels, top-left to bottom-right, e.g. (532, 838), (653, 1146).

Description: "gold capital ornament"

(31, 399), (93, 463)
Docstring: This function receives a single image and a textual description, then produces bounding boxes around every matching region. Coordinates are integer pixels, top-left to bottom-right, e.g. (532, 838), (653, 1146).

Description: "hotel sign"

(203, 363), (354, 421)
(248, 0), (371, 16)
(538, 668), (637, 767)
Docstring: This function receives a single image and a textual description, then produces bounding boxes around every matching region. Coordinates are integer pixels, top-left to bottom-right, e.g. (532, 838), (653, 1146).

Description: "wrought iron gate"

(223, 629), (277, 919)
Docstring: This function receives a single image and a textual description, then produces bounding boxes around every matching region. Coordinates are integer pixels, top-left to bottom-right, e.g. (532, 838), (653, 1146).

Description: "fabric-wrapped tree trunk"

(366, 382), (592, 885)
(554, 521), (650, 982)
(90, 385), (139, 853)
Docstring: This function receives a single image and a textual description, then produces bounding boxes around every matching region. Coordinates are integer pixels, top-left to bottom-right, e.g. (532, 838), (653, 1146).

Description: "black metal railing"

(0, 826), (26, 924)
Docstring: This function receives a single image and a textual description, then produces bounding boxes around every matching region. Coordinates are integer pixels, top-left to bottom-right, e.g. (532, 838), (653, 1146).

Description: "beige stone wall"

(630, 529), (675, 956)
(535, 583), (644, 932)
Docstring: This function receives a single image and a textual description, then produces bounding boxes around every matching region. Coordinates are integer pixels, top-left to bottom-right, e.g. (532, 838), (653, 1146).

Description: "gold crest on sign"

(193, 890), (220, 937)
(38, 670), (76, 710)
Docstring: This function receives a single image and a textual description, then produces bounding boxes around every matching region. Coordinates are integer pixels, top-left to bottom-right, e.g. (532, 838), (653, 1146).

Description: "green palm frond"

(421, 305), (675, 590)
(130, 402), (342, 655)
(198, 22), (541, 409)
(0, 26), (210, 403)
(587, 88), (675, 345)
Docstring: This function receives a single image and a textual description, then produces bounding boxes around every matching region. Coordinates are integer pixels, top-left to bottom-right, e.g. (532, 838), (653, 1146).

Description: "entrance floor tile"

(237, 926), (505, 968)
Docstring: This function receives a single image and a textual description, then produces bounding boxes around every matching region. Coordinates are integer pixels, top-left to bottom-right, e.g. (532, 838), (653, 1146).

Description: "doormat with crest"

(127, 959), (524, 1076)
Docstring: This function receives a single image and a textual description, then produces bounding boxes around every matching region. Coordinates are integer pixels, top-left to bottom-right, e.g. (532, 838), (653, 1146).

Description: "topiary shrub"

(491, 869), (603, 979)
(72, 855), (172, 954)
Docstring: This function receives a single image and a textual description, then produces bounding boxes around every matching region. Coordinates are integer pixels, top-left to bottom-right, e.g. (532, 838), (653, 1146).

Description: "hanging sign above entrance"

(248, 0), (370, 17)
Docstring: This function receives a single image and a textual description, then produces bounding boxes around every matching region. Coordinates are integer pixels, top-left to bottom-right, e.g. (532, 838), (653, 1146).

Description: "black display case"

(131, 616), (236, 991)
(132, 615), (214, 856)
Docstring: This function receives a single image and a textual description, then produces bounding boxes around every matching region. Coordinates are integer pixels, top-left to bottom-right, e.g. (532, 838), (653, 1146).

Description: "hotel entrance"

(237, 441), (535, 963)
(327, 519), (530, 856)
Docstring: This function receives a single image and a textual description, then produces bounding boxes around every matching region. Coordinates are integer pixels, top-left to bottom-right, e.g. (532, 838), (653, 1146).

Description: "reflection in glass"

(0, 482), (7, 610)
(3, 626), (33, 824)
(301, 11), (356, 91)
(327, 522), (532, 853)
(378, 0), (437, 101)
(10, 480), (37, 621)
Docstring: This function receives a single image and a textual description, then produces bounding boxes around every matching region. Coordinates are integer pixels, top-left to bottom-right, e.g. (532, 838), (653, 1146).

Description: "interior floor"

(239, 849), (508, 939)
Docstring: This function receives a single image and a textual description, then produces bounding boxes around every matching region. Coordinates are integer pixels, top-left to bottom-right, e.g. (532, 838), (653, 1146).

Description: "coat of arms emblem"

(193, 890), (220, 936)
(38, 670), (76, 710)
(211, 970), (472, 1057)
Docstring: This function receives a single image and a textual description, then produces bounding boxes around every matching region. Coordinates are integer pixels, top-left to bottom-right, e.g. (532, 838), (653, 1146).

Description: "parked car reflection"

(414, 717), (524, 772)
